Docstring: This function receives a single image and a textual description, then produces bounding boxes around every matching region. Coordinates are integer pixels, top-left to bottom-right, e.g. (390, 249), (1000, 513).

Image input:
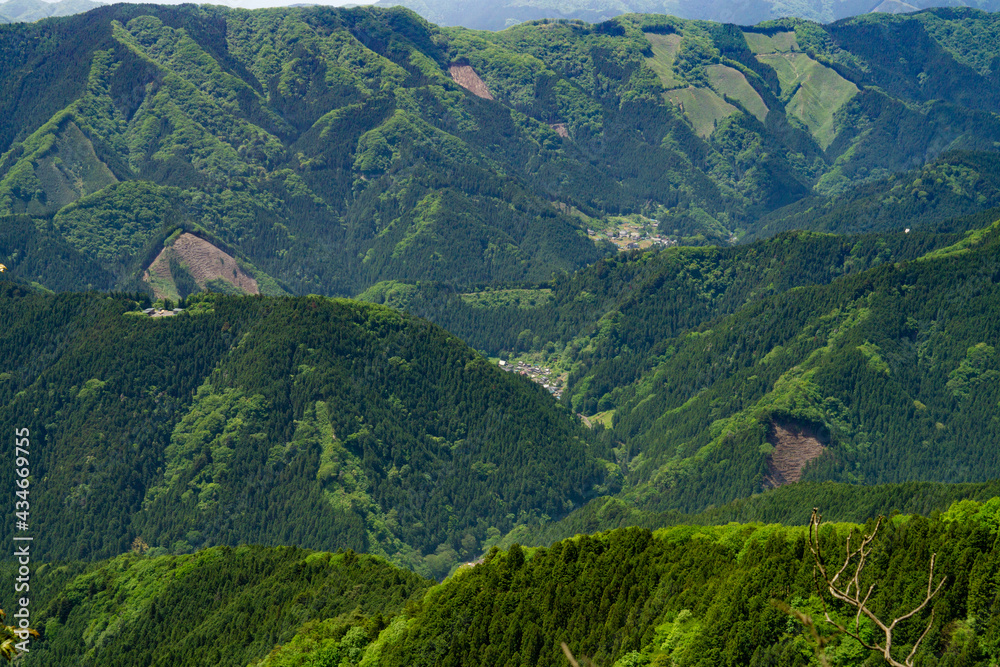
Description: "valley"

(0, 2), (999, 666)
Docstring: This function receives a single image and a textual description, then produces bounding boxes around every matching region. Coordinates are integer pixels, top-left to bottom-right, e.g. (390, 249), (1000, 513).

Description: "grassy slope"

(757, 51), (858, 148)
(665, 86), (737, 138)
(706, 63), (768, 122)
(643, 31), (684, 89)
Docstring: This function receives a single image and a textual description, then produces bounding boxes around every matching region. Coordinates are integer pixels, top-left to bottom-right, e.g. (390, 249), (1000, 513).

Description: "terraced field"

(757, 52), (858, 148)
(706, 64), (768, 121)
(666, 86), (738, 137)
(643, 32), (685, 89)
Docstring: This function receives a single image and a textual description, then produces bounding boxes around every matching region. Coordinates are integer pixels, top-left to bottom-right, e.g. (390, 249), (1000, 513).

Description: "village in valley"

(497, 358), (566, 399)
(586, 216), (677, 251)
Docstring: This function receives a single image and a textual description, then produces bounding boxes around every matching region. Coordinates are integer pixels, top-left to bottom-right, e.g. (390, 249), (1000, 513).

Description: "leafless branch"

(807, 508), (945, 667)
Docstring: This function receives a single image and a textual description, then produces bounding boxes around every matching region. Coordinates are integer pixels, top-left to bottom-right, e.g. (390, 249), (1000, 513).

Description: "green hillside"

(6, 5), (1000, 667)
(755, 151), (1000, 238)
(15, 219), (999, 582)
(2, 6), (1000, 293)
(757, 51), (858, 148)
(643, 31), (684, 89)
(0, 4), (607, 296)
(664, 86), (738, 138)
(360, 226), (962, 374)
(2, 545), (429, 667)
(706, 64), (768, 123)
(502, 478), (1000, 549)
(24, 506), (1000, 667)
(0, 286), (607, 579)
(583, 220), (1000, 513)
(362, 216), (1000, 519)
(375, 510), (1000, 667)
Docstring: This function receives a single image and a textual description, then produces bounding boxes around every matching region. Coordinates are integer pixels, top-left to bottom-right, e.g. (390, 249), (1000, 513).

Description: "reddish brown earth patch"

(550, 123), (569, 138)
(764, 423), (825, 488)
(449, 64), (494, 100)
(144, 232), (258, 298)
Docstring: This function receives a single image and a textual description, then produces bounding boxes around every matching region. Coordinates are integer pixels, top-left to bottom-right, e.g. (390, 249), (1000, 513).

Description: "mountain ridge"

(3, 5), (1000, 297)
(0, 285), (608, 579)
(374, 0), (1000, 30)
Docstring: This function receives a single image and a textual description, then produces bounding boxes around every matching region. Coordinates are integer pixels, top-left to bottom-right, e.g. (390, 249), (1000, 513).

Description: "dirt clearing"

(144, 233), (258, 299)
(449, 64), (494, 100)
(764, 422), (826, 487)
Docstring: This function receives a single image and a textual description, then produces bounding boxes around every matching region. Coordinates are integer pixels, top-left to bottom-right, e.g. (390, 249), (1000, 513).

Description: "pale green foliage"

(947, 343), (999, 399)
(77, 378), (107, 400)
(942, 497), (1000, 533)
(146, 383), (268, 512)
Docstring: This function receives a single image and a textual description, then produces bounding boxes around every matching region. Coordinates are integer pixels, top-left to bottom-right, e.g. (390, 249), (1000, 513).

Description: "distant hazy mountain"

(0, 0), (370, 22)
(0, 0), (103, 22)
(374, 0), (1000, 29)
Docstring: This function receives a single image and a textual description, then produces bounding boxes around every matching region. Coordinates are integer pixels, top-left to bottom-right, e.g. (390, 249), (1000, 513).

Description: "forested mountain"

(3, 4), (1000, 296)
(14, 505), (1000, 666)
(594, 220), (1000, 510)
(0, 285), (607, 578)
(373, 510), (1000, 667)
(753, 152), (1000, 238)
(4, 216), (999, 584)
(364, 217), (1000, 518)
(360, 226), (961, 357)
(499, 477), (1000, 548)
(6, 5), (1000, 666)
(376, 0), (1000, 30)
(3, 545), (430, 667)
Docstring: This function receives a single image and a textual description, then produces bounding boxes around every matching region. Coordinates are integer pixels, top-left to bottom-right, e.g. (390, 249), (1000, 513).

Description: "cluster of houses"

(142, 307), (183, 318)
(587, 225), (677, 251)
(498, 360), (564, 399)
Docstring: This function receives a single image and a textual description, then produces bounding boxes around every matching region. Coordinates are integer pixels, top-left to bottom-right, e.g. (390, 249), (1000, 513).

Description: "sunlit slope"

(706, 63), (768, 122)
(751, 33), (858, 148)
(18, 509), (1000, 666)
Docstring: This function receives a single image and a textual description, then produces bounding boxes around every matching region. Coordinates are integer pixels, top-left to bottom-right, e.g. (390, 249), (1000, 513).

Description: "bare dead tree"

(807, 508), (945, 667)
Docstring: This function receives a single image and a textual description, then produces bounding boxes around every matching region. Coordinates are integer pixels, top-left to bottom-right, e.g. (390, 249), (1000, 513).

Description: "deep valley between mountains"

(1, 3), (1000, 666)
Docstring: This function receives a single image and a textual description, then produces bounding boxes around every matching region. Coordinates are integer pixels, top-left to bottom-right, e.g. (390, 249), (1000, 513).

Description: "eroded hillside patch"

(449, 64), (494, 100)
(144, 232), (259, 299)
(764, 422), (826, 487)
